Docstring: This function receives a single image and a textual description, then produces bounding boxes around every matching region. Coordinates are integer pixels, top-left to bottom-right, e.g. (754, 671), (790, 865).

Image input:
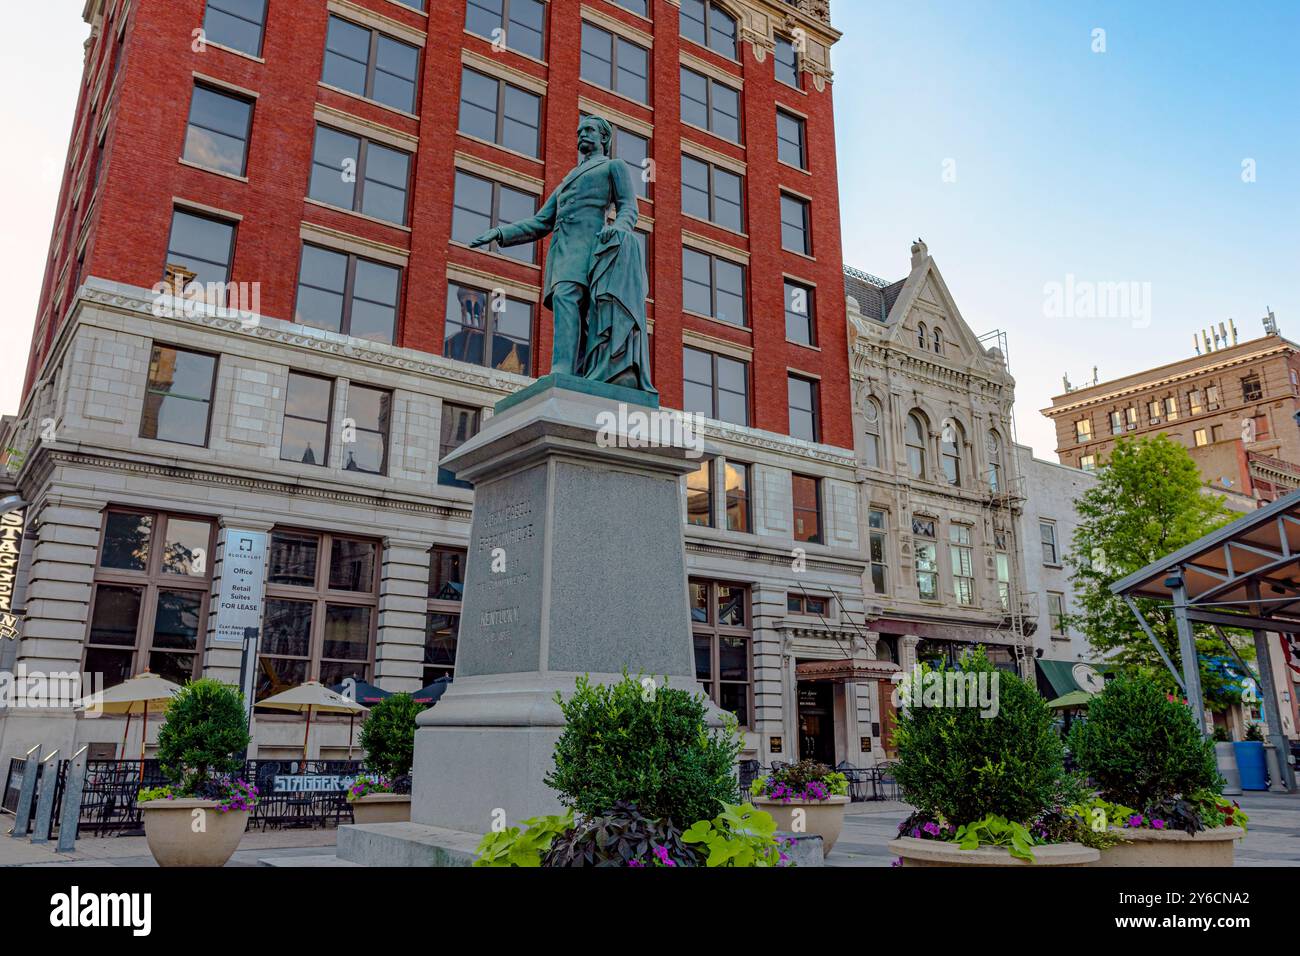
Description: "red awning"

(795, 659), (900, 683)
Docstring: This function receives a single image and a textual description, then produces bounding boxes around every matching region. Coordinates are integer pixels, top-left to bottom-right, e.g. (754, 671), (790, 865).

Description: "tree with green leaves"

(1066, 434), (1250, 710)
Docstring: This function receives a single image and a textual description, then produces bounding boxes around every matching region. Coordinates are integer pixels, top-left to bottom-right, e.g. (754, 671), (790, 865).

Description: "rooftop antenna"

(1263, 309), (1278, 335)
(1193, 333), (1202, 356)
(1230, 318), (1239, 345)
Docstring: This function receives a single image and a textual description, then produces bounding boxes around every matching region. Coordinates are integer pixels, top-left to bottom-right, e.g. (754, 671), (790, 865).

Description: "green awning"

(1048, 689), (1094, 709)
(1037, 659), (1079, 698)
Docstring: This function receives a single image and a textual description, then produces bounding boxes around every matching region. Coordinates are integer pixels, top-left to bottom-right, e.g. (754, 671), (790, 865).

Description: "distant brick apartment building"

(1, 0), (902, 769)
(1043, 328), (1300, 507)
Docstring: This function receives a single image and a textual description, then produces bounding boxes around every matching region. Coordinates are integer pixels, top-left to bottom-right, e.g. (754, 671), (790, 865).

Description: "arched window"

(933, 327), (943, 355)
(941, 418), (963, 486)
(916, 322), (928, 350)
(987, 430), (1003, 492)
(905, 412), (927, 478)
(863, 398), (883, 469)
(680, 0), (738, 59)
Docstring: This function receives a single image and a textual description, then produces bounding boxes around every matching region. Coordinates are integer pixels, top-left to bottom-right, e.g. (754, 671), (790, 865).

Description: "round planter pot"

(753, 796), (849, 856)
(350, 793), (412, 825)
(889, 836), (1099, 867)
(138, 799), (250, 868)
(1088, 826), (1244, 867)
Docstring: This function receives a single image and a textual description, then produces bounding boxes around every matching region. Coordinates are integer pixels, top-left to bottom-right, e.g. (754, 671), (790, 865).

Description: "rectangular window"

(680, 67), (740, 143)
(784, 279), (815, 345)
(1125, 406), (1138, 428)
(787, 374), (819, 443)
(1252, 415), (1270, 441)
(792, 473), (821, 544)
(1039, 520), (1058, 565)
(777, 109), (807, 169)
(1188, 389), (1204, 415)
(914, 539), (938, 601)
(438, 403), (481, 488)
(1079, 454), (1096, 472)
(466, 0), (545, 60)
(868, 509), (888, 594)
(681, 0), (738, 58)
(203, 0), (267, 57)
(580, 23), (649, 103)
(690, 580), (751, 725)
(681, 155), (743, 232)
(686, 461), (712, 527)
(1206, 384), (1221, 408)
(343, 384), (391, 475)
(1048, 592), (1066, 636)
(87, 510), (215, 688)
(1146, 400), (1161, 424)
(1109, 410), (1123, 435)
(612, 0), (648, 14)
(787, 592), (829, 616)
(425, 547), (463, 682)
(724, 460), (750, 533)
(141, 345), (217, 446)
(1075, 418), (1092, 442)
(322, 15), (420, 113)
(995, 531), (1011, 611)
(949, 525), (975, 606)
(774, 35), (799, 87)
(683, 347), (748, 426)
(444, 282), (534, 375)
(260, 530), (379, 700)
(395, 0), (427, 9)
(1163, 396), (1179, 421)
(452, 170), (538, 263)
(1242, 375), (1263, 402)
(295, 244), (401, 345)
(780, 193), (811, 255)
(184, 83), (253, 177)
(459, 67), (542, 158)
(309, 126), (412, 224)
(164, 208), (236, 298)
(682, 248), (746, 325)
(281, 372), (333, 466)
(1193, 427), (1209, 447)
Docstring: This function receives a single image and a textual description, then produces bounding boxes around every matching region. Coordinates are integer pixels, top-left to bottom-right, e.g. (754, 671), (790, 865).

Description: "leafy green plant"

(1212, 725), (1231, 742)
(137, 785), (174, 803)
(893, 648), (1064, 826)
(1068, 673), (1221, 811)
(681, 802), (791, 867)
(1190, 790), (1248, 832)
(953, 814), (1038, 861)
(155, 679), (250, 796)
(750, 759), (848, 801)
(542, 801), (700, 867)
(358, 692), (423, 779)
(346, 774), (393, 803)
(473, 811), (574, 867)
(546, 673), (741, 824)
(1243, 722), (1264, 742)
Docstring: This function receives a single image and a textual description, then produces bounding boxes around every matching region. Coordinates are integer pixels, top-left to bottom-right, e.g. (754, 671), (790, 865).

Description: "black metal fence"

(3, 756), (412, 839)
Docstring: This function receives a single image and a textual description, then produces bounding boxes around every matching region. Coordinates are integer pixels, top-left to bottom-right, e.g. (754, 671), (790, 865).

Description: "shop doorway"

(797, 681), (836, 765)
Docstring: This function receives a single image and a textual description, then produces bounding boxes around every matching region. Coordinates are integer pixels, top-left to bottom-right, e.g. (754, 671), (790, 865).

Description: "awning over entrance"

(795, 659), (900, 683)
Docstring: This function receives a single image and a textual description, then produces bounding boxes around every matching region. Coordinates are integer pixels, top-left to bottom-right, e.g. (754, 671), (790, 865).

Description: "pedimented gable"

(885, 257), (988, 363)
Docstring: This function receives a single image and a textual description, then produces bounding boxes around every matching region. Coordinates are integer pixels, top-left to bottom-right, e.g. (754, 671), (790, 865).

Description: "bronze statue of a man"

(470, 116), (655, 395)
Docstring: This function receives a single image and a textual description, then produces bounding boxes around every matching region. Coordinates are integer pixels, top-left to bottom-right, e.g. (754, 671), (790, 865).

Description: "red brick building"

(27, 0), (850, 446)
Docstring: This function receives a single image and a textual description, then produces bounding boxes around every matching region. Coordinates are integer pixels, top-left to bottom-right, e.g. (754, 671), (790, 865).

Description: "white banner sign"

(214, 529), (268, 645)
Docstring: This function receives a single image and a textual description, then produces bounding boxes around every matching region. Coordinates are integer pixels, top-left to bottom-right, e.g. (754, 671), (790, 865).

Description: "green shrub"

(542, 801), (701, 867)
(359, 692), (423, 778)
(1243, 722), (1264, 742)
(545, 673), (741, 824)
(682, 802), (790, 867)
(155, 679), (250, 795)
(1068, 674), (1221, 810)
(893, 648), (1064, 826)
(474, 812), (574, 868)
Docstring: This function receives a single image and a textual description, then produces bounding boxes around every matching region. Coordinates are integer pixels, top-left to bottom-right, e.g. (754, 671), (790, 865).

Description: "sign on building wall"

(214, 529), (268, 645)
(0, 510), (25, 641)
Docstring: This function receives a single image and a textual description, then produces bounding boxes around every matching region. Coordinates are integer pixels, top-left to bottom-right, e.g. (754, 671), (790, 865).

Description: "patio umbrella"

(258, 681), (368, 761)
(1048, 689), (1094, 709)
(412, 676), (452, 706)
(76, 672), (184, 782)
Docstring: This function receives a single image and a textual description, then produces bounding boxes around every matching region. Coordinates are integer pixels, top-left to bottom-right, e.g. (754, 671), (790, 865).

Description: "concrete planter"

(1088, 826), (1243, 867)
(753, 796), (849, 856)
(350, 793), (412, 825)
(889, 836), (1099, 867)
(138, 799), (250, 867)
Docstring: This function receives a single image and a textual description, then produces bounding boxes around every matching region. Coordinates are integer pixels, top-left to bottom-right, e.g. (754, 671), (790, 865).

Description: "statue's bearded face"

(577, 119), (607, 157)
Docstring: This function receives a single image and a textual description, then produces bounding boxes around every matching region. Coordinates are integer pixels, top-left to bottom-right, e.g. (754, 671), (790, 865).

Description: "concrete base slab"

(337, 822), (482, 867)
(258, 855), (360, 867)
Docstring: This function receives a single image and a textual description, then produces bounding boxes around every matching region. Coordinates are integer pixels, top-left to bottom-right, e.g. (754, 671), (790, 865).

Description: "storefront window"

(690, 580), (751, 725)
(86, 509), (215, 689)
(425, 545), (465, 684)
(258, 530), (379, 700)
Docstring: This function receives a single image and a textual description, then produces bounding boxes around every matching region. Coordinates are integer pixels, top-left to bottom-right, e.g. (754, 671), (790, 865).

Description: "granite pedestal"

(410, 383), (711, 835)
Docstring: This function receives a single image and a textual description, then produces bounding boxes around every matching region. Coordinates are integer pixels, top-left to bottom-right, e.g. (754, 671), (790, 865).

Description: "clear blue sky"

(831, 0), (1300, 459)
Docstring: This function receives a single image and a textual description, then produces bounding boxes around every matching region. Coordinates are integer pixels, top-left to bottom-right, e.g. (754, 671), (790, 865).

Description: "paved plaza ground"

(3, 792), (1297, 867)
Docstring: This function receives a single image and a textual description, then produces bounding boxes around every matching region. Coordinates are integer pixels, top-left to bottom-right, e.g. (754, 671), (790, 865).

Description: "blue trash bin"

(1233, 741), (1267, 790)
